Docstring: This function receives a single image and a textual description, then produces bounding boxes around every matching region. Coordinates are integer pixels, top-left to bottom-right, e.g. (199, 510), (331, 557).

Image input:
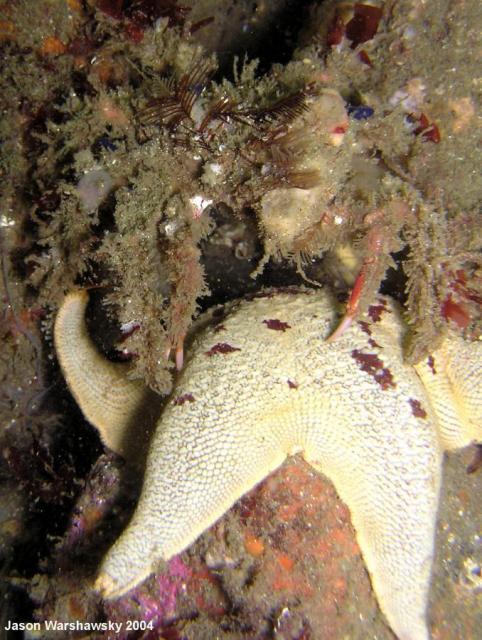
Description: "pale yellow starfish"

(54, 290), (159, 465)
(54, 288), (481, 640)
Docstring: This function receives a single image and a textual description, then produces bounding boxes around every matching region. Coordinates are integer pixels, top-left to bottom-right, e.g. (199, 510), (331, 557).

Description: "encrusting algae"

(0, 0), (481, 638)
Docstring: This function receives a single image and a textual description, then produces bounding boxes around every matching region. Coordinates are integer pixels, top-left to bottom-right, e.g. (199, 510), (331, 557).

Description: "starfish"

(54, 288), (481, 640)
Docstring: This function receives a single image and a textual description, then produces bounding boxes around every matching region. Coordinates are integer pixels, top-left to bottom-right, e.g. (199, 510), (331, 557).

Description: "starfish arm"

(294, 302), (442, 640)
(304, 405), (441, 640)
(94, 291), (329, 598)
(95, 397), (289, 598)
(414, 333), (482, 450)
(54, 290), (157, 459)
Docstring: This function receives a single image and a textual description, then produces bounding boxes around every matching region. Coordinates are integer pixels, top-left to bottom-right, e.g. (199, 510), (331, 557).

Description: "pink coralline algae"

(103, 556), (192, 636)
(154, 556), (192, 622)
(102, 554), (227, 638)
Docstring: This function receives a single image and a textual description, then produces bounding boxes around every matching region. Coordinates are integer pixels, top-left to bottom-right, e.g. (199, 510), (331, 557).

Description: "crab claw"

(326, 270), (366, 342)
(166, 335), (185, 370)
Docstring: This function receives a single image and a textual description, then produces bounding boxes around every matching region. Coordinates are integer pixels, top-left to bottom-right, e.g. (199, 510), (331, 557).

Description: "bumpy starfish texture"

(55, 288), (481, 640)
(54, 291), (159, 464)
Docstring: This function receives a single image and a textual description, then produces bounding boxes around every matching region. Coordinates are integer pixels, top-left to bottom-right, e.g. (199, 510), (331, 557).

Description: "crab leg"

(327, 223), (384, 342)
